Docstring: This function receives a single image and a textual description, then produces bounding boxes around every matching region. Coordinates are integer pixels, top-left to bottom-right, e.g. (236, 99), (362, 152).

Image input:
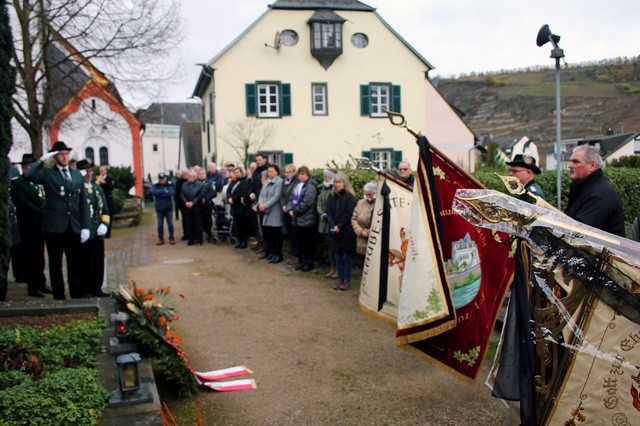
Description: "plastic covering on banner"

(453, 189), (640, 425)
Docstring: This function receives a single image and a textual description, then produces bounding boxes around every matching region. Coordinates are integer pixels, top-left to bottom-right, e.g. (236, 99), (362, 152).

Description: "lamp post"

(537, 24), (565, 208)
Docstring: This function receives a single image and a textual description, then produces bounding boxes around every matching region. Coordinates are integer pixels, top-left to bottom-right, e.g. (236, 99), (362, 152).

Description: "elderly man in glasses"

(398, 161), (414, 187)
(506, 154), (545, 200)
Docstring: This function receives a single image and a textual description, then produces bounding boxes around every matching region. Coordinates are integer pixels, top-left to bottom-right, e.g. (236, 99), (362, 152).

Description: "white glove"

(80, 229), (90, 244)
(41, 151), (58, 161)
(97, 224), (108, 237)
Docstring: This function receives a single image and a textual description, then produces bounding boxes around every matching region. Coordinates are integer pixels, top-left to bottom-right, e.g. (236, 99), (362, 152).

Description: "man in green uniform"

(26, 141), (91, 300)
(77, 160), (110, 297)
(11, 154), (48, 297)
(506, 154), (545, 200)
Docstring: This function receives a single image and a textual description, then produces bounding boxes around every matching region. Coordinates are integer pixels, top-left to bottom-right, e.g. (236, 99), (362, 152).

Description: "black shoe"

(270, 256), (283, 264)
(28, 290), (45, 298)
(259, 252), (270, 259)
(188, 241), (195, 246)
(294, 263), (305, 271)
(301, 264), (314, 272)
(240, 241), (248, 249)
(39, 287), (53, 295)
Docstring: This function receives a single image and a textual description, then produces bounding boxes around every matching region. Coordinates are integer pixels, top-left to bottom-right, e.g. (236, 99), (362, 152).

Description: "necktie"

(62, 168), (71, 181)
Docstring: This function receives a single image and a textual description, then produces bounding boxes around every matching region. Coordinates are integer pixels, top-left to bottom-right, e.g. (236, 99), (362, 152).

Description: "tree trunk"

(0, 0), (17, 300)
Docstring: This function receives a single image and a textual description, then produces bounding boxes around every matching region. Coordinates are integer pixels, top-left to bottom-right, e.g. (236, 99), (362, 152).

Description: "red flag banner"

(398, 137), (514, 380)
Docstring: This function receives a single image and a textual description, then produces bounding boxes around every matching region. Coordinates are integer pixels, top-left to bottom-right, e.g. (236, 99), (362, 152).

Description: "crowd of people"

(5, 142), (114, 301)
(151, 154), (407, 291)
(3, 140), (634, 302)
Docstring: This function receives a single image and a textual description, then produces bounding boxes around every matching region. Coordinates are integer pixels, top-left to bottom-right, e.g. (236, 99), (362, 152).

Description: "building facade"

(137, 103), (202, 181)
(192, 0), (475, 171)
(46, 32), (144, 196)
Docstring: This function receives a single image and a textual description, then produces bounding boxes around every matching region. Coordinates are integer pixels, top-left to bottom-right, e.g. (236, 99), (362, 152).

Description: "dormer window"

(308, 10), (345, 69)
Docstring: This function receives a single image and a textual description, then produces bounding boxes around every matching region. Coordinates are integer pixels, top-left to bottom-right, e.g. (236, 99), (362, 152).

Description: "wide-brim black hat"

(12, 153), (37, 165)
(49, 141), (72, 153)
(506, 154), (541, 175)
(76, 159), (94, 170)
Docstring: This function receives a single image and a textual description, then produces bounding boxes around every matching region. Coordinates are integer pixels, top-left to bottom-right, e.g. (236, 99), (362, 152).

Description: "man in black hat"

(10, 154), (48, 297)
(506, 154), (545, 200)
(77, 159), (110, 297)
(25, 141), (91, 300)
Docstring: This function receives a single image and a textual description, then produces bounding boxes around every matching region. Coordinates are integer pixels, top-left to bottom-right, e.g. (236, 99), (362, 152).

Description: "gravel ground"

(128, 233), (519, 426)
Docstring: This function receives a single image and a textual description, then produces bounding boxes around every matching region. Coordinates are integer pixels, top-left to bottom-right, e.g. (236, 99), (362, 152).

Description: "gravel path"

(127, 221), (518, 426)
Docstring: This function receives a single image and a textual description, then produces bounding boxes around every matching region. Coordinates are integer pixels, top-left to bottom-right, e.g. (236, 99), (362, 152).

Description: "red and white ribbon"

(196, 366), (253, 382)
(202, 379), (257, 393)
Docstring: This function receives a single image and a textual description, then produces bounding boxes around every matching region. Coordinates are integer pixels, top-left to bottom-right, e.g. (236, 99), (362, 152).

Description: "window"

(85, 147), (95, 164)
(280, 30), (299, 46)
(208, 92), (214, 123)
(360, 84), (402, 118)
(152, 144), (159, 152)
(258, 84), (280, 118)
(99, 146), (109, 166)
(250, 151), (294, 170)
(351, 33), (369, 48)
(312, 22), (343, 50)
(311, 83), (328, 116)
(363, 149), (403, 170)
(245, 82), (291, 118)
(370, 85), (390, 117)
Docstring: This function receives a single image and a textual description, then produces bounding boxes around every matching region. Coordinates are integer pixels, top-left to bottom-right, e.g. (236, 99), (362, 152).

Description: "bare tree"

(9, 0), (183, 157)
(221, 119), (274, 168)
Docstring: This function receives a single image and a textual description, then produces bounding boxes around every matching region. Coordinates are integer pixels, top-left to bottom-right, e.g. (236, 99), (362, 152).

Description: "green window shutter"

(360, 85), (371, 116)
(284, 152), (294, 165)
(392, 85), (401, 113)
(393, 150), (403, 168)
(245, 84), (257, 116)
(281, 83), (291, 116)
(362, 150), (372, 160)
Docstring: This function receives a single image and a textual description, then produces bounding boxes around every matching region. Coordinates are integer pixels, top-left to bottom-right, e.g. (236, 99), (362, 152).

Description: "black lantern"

(116, 352), (141, 395)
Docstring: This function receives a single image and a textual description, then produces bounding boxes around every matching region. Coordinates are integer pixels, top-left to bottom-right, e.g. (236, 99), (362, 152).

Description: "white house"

(192, 0), (475, 171)
(137, 103), (201, 181)
(545, 132), (640, 171)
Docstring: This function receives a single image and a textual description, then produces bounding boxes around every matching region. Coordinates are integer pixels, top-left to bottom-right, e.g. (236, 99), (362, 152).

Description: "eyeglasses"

(399, 168), (410, 171)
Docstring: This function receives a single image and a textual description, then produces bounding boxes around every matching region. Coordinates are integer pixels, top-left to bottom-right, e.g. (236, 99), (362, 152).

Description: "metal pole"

(555, 57), (562, 209)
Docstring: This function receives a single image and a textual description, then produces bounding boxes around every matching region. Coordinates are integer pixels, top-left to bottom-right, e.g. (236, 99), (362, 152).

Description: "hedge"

(474, 167), (640, 223)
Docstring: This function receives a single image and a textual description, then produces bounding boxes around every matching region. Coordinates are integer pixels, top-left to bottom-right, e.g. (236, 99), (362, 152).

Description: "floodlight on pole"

(536, 24), (565, 208)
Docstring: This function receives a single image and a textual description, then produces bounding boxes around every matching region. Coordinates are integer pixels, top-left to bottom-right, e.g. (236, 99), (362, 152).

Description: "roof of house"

(543, 132), (640, 157)
(579, 132), (640, 159)
(269, 0), (375, 11)
(192, 65), (214, 99)
(181, 122), (203, 167)
(137, 103), (202, 127)
(309, 9), (346, 22)
(47, 29), (127, 119)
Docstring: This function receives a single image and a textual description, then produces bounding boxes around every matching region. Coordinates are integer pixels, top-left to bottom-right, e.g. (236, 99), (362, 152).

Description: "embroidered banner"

(359, 175), (413, 321)
(398, 137), (514, 380)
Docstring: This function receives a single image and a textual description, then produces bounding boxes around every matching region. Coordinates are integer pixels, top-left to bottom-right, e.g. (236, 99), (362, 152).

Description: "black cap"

(506, 154), (541, 175)
(158, 172), (167, 180)
(12, 153), (37, 165)
(49, 141), (72, 153)
(76, 159), (94, 170)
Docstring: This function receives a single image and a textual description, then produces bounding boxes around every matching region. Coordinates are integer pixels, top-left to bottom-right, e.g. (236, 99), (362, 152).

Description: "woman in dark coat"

(227, 166), (252, 249)
(287, 166), (317, 271)
(326, 172), (357, 291)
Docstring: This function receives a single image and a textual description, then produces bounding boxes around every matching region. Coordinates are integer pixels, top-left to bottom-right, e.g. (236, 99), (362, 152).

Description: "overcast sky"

(159, 0), (640, 104)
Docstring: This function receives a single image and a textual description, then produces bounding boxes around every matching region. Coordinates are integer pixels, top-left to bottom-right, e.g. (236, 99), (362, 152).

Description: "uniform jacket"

(11, 175), (44, 233)
(26, 161), (90, 234)
(316, 183), (333, 234)
(85, 182), (110, 238)
(565, 169), (625, 237)
(525, 180), (545, 199)
(351, 198), (375, 255)
(327, 190), (358, 255)
(227, 177), (252, 218)
(288, 181), (317, 228)
(150, 183), (175, 211)
(259, 177), (283, 227)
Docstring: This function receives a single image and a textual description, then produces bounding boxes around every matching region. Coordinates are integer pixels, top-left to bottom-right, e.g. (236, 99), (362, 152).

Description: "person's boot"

(169, 238), (176, 245)
(27, 285), (45, 298)
(325, 266), (336, 278)
(156, 239), (165, 246)
(294, 260), (305, 270)
(301, 263), (314, 272)
(340, 281), (351, 291)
